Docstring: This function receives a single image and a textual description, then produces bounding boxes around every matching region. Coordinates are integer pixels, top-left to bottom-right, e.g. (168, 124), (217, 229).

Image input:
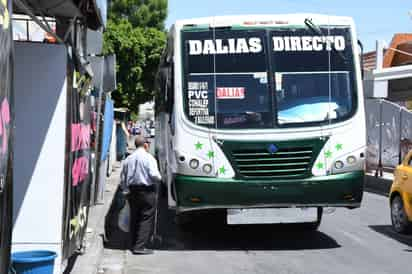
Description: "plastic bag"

(118, 199), (130, 232)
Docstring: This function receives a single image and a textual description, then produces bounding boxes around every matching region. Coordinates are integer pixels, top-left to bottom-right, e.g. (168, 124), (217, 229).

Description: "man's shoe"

(132, 247), (154, 255)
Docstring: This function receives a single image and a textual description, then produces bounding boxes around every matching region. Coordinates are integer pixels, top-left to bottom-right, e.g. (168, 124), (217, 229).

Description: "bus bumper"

(174, 171), (364, 212)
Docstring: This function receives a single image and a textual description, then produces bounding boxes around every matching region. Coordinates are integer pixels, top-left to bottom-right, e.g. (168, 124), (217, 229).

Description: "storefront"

(11, 1), (110, 273)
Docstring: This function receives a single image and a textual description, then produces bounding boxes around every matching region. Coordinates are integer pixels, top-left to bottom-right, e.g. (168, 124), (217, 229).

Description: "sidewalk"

(68, 161), (122, 274)
(69, 139), (137, 274)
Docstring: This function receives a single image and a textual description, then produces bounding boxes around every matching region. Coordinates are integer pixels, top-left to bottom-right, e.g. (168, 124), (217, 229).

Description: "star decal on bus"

(219, 166), (226, 175)
(324, 150), (332, 158)
(316, 162), (324, 169)
(336, 143), (343, 151)
(195, 141), (203, 150)
(207, 150), (215, 159)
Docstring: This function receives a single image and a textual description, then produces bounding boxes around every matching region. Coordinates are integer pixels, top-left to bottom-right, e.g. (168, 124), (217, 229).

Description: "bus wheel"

(391, 196), (412, 234)
(302, 207), (323, 231)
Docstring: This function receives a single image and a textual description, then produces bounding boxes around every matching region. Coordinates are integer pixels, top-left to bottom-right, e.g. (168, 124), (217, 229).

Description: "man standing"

(120, 135), (161, 254)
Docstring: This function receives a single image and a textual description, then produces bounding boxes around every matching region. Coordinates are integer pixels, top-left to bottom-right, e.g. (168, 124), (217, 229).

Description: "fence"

(366, 99), (412, 176)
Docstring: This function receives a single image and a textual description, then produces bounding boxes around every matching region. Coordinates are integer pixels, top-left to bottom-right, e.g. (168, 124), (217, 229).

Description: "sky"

(166, 0), (412, 52)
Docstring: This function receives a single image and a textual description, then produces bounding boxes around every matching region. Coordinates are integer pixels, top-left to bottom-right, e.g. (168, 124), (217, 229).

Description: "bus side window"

(166, 65), (174, 115)
(157, 34), (175, 135)
(157, 66), (168, 112)
(166, 64), (175, 135)
(157, 63), (175, 136)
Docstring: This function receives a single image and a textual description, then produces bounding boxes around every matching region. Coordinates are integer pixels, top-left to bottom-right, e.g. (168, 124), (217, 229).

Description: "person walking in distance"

(120, 135), (161, 254)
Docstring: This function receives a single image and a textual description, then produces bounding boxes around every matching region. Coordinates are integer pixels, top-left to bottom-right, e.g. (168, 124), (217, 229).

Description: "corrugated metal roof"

(383, 33), (412, 67)
(14, 0), (105, 30)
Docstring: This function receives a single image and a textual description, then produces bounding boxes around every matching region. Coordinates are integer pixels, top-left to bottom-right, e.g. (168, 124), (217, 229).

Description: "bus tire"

(391, 195), (412, 234)
(301, 207), (323, 231)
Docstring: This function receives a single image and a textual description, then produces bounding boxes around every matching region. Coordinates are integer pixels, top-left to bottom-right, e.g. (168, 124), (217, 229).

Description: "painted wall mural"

(0, 0), (13, 272)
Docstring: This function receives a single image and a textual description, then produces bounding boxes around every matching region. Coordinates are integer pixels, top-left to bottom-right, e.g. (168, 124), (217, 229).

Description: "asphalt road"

(98, 181), (412, 274)
(102, 136), (410, 274)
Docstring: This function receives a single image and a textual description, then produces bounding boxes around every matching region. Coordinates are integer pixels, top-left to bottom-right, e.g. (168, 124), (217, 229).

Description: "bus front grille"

(231, 147), (314, 179)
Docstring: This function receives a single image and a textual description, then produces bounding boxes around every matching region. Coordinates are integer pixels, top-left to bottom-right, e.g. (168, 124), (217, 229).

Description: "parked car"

(390, 151), (412, 234)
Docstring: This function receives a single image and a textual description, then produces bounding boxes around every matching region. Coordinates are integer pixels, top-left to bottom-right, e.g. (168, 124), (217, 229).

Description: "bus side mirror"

(358, 40), (364, 79)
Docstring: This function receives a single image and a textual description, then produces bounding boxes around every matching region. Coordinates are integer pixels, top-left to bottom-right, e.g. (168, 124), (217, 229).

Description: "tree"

(109, 0), (167, 29)
(103, 0), (167, 114)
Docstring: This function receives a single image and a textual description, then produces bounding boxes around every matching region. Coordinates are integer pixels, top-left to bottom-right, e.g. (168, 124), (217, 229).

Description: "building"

(363, 33), (412, 71)
(363, 33), (412, 176)
(363, 33), (412, 105)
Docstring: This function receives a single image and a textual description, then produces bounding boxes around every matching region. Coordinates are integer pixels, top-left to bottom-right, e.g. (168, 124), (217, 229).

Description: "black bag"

(104, 186), (130, 249)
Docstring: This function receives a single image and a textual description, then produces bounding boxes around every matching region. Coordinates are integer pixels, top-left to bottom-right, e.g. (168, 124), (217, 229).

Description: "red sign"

(216, 87), (245, 99)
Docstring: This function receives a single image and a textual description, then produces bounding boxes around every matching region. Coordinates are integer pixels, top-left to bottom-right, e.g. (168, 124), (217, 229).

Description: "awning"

(364, 64), (412, 100)
(13, 0), (106, 30)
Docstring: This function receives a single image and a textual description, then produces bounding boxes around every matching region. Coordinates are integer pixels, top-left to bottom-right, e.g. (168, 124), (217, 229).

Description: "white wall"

(12, 42), (67, 274)
(138, 101), (154, 120)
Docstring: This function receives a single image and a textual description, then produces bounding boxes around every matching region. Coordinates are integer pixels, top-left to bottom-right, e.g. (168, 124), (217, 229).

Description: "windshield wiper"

(304, 18), (347, 62)
(304, 18), (323, 36)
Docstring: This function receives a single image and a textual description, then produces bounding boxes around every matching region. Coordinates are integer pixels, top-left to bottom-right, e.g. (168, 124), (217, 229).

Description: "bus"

(155, 14), (365, 229)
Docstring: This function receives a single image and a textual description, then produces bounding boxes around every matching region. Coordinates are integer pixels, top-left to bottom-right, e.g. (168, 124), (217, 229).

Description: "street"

(98, 185), (412, 274)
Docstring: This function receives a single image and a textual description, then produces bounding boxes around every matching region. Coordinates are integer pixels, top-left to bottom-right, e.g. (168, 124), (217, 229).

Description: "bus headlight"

(334, 160), (344, 169)
(202, 164), (212, 174)
(346, 156), (357, 165)
(189, 159), (199, 169)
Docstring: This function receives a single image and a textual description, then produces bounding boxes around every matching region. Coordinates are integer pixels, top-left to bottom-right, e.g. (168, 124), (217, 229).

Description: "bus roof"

(172, 14), (355, 30)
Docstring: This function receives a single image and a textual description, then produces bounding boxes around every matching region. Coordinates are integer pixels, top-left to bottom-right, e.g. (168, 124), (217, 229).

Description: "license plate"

(227, 207), (318, 225)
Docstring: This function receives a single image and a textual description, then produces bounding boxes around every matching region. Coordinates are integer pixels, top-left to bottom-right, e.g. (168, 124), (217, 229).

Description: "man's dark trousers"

(128, 185), (156, 249)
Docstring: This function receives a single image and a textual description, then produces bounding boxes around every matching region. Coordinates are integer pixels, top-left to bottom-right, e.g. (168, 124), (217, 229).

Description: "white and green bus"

(155, 14), (365, 228)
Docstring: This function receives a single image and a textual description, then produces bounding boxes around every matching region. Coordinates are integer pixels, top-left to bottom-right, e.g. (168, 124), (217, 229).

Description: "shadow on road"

(103, 186), (341, 252)
(159, 223), (341, 251)
(369, 225), (412, 249)
(155, 193), (341, 251)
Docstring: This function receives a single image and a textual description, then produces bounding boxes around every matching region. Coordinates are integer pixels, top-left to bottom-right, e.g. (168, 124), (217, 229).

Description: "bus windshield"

(182, 26), (357, 129)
